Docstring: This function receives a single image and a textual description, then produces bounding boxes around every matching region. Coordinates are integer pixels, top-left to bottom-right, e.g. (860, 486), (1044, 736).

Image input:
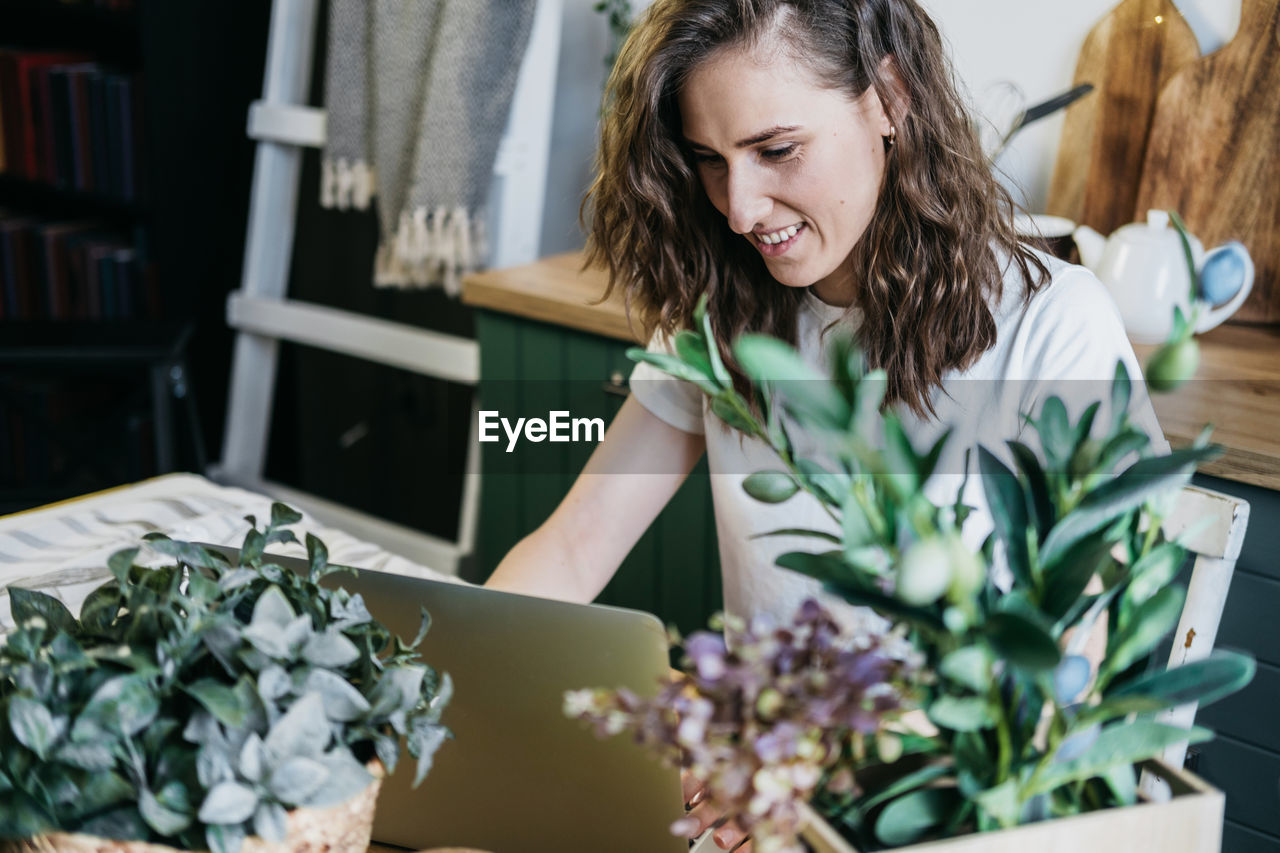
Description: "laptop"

(203, 548), (687, 853)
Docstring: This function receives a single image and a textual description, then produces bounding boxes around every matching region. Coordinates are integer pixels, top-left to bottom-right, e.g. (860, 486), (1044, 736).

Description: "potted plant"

(568, 297), (1254, 852)
(0, 504), (452, 853)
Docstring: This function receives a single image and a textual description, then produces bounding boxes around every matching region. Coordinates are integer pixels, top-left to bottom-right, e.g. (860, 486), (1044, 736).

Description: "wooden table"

(464, 252), (1280, 490)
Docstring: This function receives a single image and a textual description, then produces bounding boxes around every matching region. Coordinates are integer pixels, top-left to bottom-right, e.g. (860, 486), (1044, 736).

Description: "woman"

(488, 0), (1158, 845)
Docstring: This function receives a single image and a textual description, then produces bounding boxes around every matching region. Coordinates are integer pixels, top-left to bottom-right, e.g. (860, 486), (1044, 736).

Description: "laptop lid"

(206, 548), (686, 853)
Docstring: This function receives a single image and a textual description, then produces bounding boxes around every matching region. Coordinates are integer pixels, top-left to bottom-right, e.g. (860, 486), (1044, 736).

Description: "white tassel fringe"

(373, 205), (487, 295)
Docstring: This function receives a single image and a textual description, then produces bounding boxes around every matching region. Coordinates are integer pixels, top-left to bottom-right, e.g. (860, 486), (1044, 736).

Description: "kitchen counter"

(462, 252), (1280, 490)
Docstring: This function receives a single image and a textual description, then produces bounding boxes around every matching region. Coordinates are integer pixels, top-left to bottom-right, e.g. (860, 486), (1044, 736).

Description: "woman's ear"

(876, 54), (910, 133)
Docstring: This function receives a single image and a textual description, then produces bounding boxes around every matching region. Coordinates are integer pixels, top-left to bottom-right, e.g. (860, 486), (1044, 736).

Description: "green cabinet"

(472, 310), (722, 638)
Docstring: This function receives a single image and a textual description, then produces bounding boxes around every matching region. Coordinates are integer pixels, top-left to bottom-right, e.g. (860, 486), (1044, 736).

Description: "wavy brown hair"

(583, 0), (1049, 417)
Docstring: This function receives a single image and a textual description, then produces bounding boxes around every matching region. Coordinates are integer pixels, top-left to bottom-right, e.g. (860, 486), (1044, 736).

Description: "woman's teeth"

(759, 224), (800, 244)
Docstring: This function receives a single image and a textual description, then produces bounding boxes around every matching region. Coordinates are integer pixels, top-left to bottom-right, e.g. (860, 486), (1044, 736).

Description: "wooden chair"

(1141, 483), (1251, 800)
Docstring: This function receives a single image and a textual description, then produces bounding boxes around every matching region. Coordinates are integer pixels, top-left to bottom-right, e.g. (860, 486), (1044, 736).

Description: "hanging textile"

(321, 0), (537, 294)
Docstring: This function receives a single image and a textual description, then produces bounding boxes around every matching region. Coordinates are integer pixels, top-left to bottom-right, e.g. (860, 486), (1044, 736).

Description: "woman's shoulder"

(985, 245), (1136, 381)
(994, 247), (1115, 325)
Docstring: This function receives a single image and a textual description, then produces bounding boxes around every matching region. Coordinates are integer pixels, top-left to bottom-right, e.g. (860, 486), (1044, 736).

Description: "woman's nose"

(725, 166), (772, 235)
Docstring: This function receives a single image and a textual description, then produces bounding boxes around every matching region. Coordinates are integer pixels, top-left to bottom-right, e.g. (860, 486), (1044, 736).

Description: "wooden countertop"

(461, 251), (636, 342)
(462, 253), (1280, 490)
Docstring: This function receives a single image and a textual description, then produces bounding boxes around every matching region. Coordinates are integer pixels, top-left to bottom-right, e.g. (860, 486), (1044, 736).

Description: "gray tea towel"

(321, 0), (537, 294)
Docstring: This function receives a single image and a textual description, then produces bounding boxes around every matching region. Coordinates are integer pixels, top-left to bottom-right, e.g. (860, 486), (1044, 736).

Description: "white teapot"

(1073, 210), (1254, 344)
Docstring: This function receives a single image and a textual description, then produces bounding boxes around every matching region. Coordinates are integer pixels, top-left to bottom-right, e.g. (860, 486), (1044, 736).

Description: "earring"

(886, 125), (897, 147)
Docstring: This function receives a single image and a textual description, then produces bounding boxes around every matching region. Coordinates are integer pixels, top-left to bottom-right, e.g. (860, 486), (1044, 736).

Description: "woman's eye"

(693, 151), (723, 166)
(761, 144), (797, 161)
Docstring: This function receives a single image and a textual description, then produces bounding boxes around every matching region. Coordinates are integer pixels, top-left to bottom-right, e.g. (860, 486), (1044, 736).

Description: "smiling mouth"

(753, 222), (805, 255)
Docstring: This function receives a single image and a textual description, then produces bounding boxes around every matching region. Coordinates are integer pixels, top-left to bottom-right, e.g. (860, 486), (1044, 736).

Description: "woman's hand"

(682, 770), (752, 851)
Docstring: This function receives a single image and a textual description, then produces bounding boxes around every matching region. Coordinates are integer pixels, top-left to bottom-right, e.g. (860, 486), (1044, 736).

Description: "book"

(103, 73), (123, 199)
(112, 247), (136, 318)
(0, 51), (89, 180)
(66, 64), (98, 192)
(86, 68), (109, 196)
(48, 67), (74, 189)
(41, 222), (98, 319)
(113, 75), (136, 201)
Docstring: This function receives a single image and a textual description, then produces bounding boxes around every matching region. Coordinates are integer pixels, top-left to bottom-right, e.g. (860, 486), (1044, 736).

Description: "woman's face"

(678, 39), (893, 306)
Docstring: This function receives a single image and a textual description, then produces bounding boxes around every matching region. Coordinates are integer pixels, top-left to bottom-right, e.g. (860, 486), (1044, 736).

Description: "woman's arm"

(484, 394), (707, 603)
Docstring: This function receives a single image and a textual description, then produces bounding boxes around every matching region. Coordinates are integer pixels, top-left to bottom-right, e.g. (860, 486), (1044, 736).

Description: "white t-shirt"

(628, 251), (1166, 630)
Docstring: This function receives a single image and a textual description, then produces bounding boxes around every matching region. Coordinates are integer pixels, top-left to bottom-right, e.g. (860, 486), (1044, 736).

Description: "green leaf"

(775, 551), (947, 633)
(268, 756), (329, 804)
(303, 629), (361, 669)
(270, 502), (303, 529)
(1110, 361), (1132, 432)
(939, 647), (992, 693)
(749, 527), (842, 544)
(883, 418), (921, 491)
(1094, 429), (1152, 477)
(183, 680), (246, 728)
(55, 740), (117, 771)
(1042, 535), (1115, 623)
(140, 784), (193, 836)
(875, 788), (959, 846)
(1029, 721), (1213, 795)
(733, 335), (850, 428)
(303, 671), (371, 722)
(627, 349), (720, 393)
(107, 548), (139, 585)
(263, 692), (331, 759)
(76, 771), (134, 815)
(369, 666), (427, 717)
(1037, 396), (1073, 470)
(254, 801), (289, 843)
(301, 750), (375, 807)
(1074, 695), (1168, 728)
(978, 447), (1032, 588)
(306, 533), (329, 582)
(699, 303), (731, 385)
(408, 721), (451, 787)
(1109, 650), (1256, 710)
(206, 822), (246, 853)
(72, 674), (159, 739)
(711, 394), (758, 434)
(973, 778), (1020, 826)
(410, 607), (433, 649)
(8, 695), (63, 760)
(674, 329), (716, 382)
(1124, 542), (1187, 608)
(8, 587), (76, 635)
(1007, 441), (1053, 539)
(854, 762), (951, 813)
(927, 695), (993, 732)
(143, 537), (225, 570)
(984, 611), (1061, 672)
(1102, 585), (1185, 684)
(239, 734), (266, 783)
(1039, 447), (1218, 568)
(742, 471), (800, 504)
(198, 781), (258, 824)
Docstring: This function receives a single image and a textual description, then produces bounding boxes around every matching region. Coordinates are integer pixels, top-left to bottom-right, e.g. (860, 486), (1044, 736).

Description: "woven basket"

(3, 763), (384, 853)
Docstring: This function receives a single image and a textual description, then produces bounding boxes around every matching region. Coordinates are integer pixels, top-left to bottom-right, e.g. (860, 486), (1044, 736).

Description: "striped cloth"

(0, 473), (459, 634)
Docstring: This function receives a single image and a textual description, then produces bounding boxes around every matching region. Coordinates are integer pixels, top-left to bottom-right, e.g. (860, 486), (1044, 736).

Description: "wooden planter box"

(799, 761), (1224, 853)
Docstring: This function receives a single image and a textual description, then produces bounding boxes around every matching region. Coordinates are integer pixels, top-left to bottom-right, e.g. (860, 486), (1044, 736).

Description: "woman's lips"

(754, 223), (805, 257)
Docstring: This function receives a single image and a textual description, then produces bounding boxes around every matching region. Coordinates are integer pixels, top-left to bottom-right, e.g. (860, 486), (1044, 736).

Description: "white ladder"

(211, 0), (562, 575)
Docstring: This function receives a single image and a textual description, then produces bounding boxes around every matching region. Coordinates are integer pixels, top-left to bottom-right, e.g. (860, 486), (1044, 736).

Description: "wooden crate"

(800, 760), (1223, 853)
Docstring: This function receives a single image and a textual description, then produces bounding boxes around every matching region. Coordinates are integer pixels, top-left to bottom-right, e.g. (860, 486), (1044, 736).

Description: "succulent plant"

(614, 296), (1255, 848)
(0, 504), (451, 853)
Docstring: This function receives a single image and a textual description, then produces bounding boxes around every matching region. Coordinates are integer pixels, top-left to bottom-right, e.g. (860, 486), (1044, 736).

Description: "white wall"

(537, 0), (1242, 255)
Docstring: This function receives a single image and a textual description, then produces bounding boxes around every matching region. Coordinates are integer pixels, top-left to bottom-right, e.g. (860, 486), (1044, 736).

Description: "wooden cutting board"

(1135, 0), (1280, 324)
(1045, 0), (1199, 235)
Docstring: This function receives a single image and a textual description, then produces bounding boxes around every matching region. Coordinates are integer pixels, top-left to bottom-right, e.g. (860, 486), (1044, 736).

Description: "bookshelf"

(0, 0), (272, 513)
